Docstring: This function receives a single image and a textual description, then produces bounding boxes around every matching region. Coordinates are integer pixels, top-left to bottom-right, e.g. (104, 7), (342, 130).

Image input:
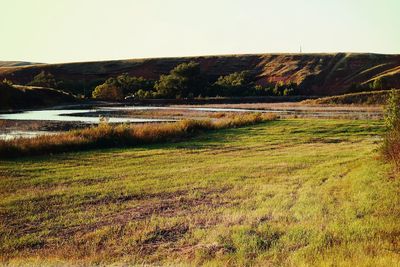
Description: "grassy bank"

(1, 119), (399, 266)
(302, 90), (399, 105)
(0, 113), (275, 158)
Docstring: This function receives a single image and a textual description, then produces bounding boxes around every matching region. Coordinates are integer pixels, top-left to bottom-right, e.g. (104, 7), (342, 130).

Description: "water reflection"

(0, 109), (175, 123)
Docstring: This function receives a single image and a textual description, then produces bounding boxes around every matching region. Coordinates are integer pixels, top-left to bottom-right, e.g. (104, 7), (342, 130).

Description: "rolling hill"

(0, 83), (76, 110)
(0, 61), (42, 67)
(0, 53), (399, 96)
(302, 89), (398, 105)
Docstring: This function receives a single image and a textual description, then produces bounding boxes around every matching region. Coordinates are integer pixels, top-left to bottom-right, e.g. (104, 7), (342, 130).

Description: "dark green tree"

(154, 75), (184, 98)
(28, 71), (58, 88)
(384, 89), (400, 130)
(372, 77), (388, 90)
(92, 83), (123, 100)
(154, 61), (205, 98)
(213, 71), (255, 96)
(116, 74), (154, 95)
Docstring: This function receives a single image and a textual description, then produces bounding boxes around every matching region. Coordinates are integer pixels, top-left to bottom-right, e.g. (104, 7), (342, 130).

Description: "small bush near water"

(0, 113), (276, 158)
(382, 89), (400, 168)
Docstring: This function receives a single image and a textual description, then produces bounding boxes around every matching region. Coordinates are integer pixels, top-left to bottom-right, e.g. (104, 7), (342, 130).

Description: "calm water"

(0, 109), (175, 123)
(0, 131), (57, 141)
(0, 106), (382, 123)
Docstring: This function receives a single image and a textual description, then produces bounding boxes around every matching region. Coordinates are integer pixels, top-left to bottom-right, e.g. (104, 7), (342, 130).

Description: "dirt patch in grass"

(65, 187), (231, 236)
(140, 224), (190, 254)
(2, 186), (232, 247)
(306, 137), (346, 144)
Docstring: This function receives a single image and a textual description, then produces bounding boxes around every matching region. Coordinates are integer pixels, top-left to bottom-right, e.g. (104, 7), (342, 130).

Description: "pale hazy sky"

(1, 0), (399, 63)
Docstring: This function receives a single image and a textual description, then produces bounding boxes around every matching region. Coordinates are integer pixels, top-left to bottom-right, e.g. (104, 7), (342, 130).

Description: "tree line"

(26, 62), (300, 100)
(91, 61), (301, 100)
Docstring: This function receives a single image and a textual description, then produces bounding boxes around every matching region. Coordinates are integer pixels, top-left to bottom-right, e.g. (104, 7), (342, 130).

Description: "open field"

(1, 119), (399, 266)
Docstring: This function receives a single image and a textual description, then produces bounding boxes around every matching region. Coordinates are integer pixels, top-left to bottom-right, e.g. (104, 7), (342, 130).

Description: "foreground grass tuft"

(0, 113), (276, 158)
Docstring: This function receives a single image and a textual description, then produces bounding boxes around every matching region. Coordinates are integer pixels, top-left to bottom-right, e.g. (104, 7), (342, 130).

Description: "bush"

(115, 74), (155, 95)
(154, 74), (184, 98)
(91, 75), (155, 100)
(92, 83), (124, 100)
(213, 71), (254, 97)
(154, 61), (206, 98)
(372, 77), (388, 90)
(135, 89), (154, 99)
(384, 89), (400, 130)
(28, 71), (58, 88)
(382, 89), (400, 168)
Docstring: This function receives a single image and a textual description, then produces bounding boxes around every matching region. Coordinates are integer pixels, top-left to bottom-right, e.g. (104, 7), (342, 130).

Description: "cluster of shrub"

(26, 62), (300, 100)
(25, 71), (103, 98)
(382, 89), (400, 168)
(91, 62), (301, 100)
(347, 76), (391, 94)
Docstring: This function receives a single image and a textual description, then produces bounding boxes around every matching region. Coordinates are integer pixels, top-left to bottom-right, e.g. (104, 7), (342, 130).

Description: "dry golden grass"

(0, 113), (277, 158)
(1, 119), (398, 266)
(208, 112), (227, 119)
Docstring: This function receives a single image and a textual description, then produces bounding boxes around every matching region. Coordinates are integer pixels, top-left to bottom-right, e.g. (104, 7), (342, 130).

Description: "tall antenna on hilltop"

(300, 45), (302, 53)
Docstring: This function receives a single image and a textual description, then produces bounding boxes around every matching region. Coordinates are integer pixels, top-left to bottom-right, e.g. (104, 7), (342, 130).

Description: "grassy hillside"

(0, 61), (41, 67)
(1, 119), (399, 266)
(302, 89), (399, 105)
(1, 53), (399, 96)
(0, 83), (76, 110)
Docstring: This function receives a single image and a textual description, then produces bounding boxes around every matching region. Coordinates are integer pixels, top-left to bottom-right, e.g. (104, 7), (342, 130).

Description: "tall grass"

(0, 113), (276, 158)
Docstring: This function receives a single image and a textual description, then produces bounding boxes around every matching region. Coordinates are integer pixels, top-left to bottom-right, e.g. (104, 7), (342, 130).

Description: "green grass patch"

(0, 119), (399, 266)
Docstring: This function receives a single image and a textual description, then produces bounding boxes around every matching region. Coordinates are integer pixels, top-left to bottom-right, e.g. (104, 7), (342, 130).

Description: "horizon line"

(2, 51), (400, 65)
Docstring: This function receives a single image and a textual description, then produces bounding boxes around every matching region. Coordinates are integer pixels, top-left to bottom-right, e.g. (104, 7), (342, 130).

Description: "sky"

(0, 0), (399, 63)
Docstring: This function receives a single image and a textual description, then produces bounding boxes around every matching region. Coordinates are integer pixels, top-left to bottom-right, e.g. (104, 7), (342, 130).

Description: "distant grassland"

(1, 119), (399, 266)
(303, 89), (399, 105)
